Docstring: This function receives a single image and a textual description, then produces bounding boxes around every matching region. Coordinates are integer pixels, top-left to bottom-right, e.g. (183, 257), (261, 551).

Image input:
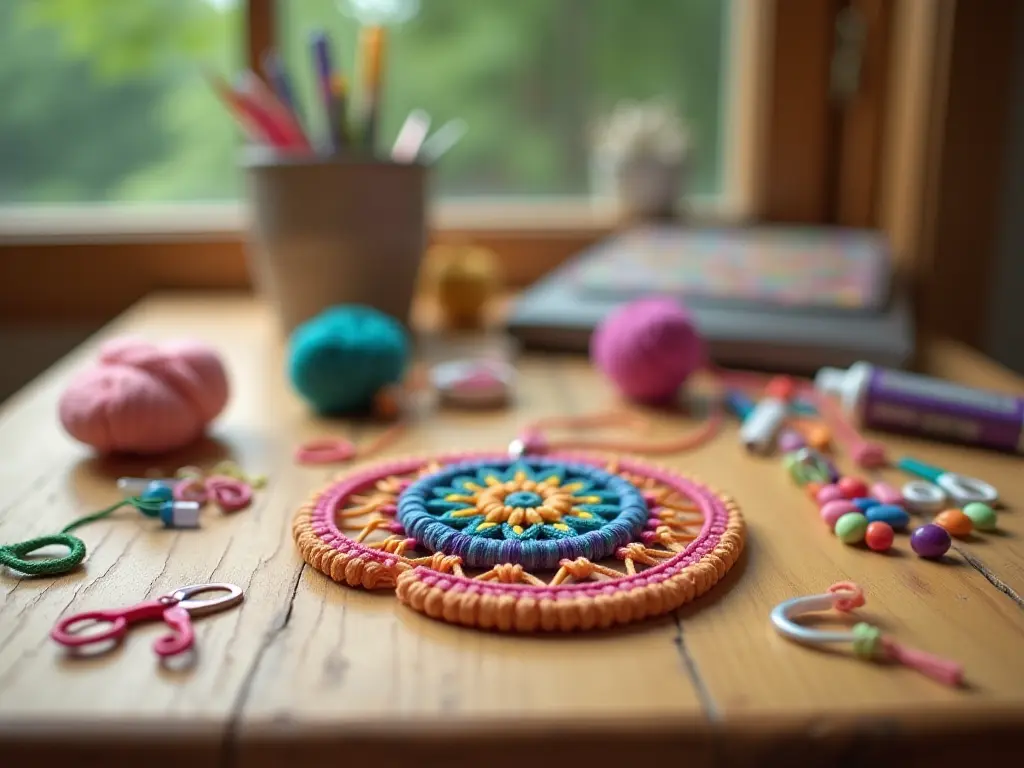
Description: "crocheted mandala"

(293, 453), (744, 632)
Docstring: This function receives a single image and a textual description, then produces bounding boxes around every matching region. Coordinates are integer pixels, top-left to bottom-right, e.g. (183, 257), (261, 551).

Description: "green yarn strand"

(0, 496), (161, 577)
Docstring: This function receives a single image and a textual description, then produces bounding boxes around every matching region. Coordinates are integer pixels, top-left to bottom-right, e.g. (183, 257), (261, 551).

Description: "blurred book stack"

(506, 225), (913, 372)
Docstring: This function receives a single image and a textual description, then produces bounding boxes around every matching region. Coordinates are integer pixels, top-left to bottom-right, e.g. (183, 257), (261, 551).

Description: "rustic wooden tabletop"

(1, 294), (1022, 768)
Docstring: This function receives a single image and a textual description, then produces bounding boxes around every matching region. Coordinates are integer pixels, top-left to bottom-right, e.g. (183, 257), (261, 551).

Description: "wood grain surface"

(1, 295), (1023, 768)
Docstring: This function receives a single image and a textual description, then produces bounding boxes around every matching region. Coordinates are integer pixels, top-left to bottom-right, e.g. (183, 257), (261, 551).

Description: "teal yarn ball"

(288, 305), (409, 414)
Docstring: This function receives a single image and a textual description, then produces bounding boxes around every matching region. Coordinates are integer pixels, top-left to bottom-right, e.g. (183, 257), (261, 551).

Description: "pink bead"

(870, 482), (903, 506)
(838, 476), (869, 499)
(821, 500), (858, 530)
(816, 484), (845, 506)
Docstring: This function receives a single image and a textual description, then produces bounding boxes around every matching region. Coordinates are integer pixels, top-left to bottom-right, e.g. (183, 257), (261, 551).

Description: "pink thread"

(803, 388), (888, 469)
(590, 297), (706, 403)
(59, 337), (229, 455)
(878, 636), (964, 687)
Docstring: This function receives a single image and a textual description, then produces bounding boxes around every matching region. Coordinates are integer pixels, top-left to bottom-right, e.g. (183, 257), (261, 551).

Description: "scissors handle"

(51, 598), (170, 649)
(153, 605), (195, 657)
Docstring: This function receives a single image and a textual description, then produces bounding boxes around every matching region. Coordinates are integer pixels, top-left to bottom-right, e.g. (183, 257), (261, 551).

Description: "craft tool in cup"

(330, 73), (350, 148)
(261, 49), (299, 117)
(419, 118), (468, 163)
(236, 70), (310, 148)
(360, 25), (386, 152)
(206, 71), (308, 150)
(392, 109), (431, 162)
(311, 31), (340, 152)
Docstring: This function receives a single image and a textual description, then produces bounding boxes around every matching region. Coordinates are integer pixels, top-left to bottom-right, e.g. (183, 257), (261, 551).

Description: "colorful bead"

(838, 477), (869, 499)
(962, 502), (997, 531)
(816, 484), (845, 506)
(835, 512), (869, 544)
(865, 521), (894, 552)
(865, 504), (910, 530)
(869, 481), (903, 506)
(777, 429), (806, 454)
(852, 497), (880, 512)
(820, 500), (858, 530)
(141, 482), (174, 503)
(910, 524), (951, 558)
(805, 481), (824, 500)
(934, 509), (973, 538)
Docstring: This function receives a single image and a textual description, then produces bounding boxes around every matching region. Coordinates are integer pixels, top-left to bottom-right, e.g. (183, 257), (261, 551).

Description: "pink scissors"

(51, 583), (243, 658)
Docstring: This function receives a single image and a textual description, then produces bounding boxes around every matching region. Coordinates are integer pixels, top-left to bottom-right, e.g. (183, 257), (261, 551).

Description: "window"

(0, 0), (242, 204)
(281, 0), (732, 200)
(0, 0), (734, 206)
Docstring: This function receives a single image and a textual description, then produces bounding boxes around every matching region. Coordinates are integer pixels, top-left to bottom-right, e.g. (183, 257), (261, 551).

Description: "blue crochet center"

(397, 457), (648, 570)
(504, 490), (544, 508)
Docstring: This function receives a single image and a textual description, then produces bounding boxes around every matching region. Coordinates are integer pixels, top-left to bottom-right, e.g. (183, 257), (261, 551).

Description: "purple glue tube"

(815, 362), (1024, 453)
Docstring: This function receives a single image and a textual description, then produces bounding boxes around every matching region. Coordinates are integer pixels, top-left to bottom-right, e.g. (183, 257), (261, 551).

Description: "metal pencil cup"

(245, 152), (428, 332)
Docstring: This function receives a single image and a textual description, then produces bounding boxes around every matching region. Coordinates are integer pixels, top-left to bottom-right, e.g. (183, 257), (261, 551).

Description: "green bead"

(963, 502), (997, 531)
(835, 512), (869, 544)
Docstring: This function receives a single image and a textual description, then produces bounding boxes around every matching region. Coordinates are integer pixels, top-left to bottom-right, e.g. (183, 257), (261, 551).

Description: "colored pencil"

(311, 31), (339, 152)
(391, 109), (431, 162)
(360, 25), (386, 152)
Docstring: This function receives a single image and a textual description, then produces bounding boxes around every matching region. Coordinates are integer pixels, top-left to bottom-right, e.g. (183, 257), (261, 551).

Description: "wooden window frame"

(3, 0), (1012, 346)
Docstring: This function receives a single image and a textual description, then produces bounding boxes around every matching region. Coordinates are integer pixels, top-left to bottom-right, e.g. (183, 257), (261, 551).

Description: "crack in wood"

(672, 613), (720, 722)
(222, 561), (306, 768)
(953, 545), (1024, 610)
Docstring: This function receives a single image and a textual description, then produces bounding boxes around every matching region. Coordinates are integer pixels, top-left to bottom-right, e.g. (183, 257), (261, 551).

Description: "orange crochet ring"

(292, 451), (744, 632)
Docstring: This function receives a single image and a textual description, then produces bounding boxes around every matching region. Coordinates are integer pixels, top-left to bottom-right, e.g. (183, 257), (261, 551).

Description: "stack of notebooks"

(505, 225), (913, 372)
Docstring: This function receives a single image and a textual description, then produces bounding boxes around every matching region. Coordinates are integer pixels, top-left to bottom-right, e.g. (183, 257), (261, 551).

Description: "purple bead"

(911, 524), (951, 558)
(777, 430), (805, 453)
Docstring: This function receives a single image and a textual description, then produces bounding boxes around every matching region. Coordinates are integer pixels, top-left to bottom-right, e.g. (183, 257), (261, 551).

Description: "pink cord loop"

(295, 438), (357, 465)
(205, 476), (253, 513)
(174, 477), (209, 505)
(827, 581), (866, 612)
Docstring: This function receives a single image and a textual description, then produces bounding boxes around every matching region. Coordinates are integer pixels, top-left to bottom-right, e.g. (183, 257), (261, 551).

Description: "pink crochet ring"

(58, 337), (229, 455)
(293, 451), (745, 632)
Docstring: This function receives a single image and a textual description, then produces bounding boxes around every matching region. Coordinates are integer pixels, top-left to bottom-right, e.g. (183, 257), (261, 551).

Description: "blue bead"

(141, 482), (173, 502)
(866, 504), (910, 530)
(852, 497), (880, 511)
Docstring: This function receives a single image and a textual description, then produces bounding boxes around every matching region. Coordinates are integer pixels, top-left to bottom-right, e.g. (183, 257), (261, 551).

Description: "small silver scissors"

(897, 456), (999, 506)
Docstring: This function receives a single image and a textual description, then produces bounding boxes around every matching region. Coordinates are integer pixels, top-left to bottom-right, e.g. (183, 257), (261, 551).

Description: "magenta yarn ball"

(58, 337), (229, 455)
(590, 297), (706, 402)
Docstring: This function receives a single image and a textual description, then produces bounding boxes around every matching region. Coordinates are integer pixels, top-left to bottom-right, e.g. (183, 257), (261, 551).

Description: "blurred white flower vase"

(591, 100), (692, 222)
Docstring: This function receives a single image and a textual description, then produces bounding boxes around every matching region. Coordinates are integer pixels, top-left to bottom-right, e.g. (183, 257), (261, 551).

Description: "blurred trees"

(0, 0), (726, 203)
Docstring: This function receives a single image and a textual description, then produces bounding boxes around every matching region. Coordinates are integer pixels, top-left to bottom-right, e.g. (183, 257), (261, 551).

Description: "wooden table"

(2, 294), (1023, 767)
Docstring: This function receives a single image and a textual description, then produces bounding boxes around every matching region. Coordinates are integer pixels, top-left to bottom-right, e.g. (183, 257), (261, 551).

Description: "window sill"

(0, 194), (736, 245)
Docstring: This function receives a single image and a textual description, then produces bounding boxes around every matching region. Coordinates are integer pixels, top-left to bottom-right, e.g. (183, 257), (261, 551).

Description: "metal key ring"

(171, 583), (244, 617)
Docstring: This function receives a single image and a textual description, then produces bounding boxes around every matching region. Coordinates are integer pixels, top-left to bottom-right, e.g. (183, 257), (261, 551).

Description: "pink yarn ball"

(590, 297), (705, 402)
(58, 337), (229, 455)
